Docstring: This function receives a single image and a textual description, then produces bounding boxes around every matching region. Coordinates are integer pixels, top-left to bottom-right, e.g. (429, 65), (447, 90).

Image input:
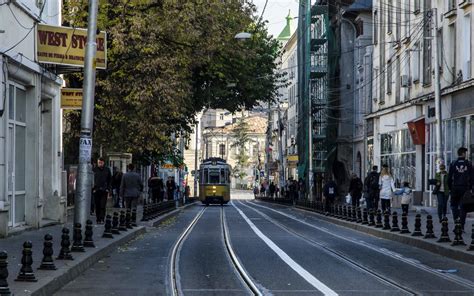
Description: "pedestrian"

(448, 147), (474, 230)
(112, 167), (123, 208)
(298, 178), (305, 200)
(120, 163), (143, 209)
(148, 174), (163, 203)
(269, 182), (276, 198)
(394, 181), (412, 215)
(92, 157), (112, 224)
(166, 176), (176, 201)
(435, 164), (449, 223)
(323, 177), (337, 213)
(349, 173), (363, 208)
(260, 183), (266, 197)
(253, 186), (259, 198)
(379, 164), (395, 213)
(364, 166), (380, 210)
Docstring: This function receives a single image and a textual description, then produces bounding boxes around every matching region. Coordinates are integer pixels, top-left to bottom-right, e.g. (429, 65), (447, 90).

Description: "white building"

(0, 0), (65, 236)
(370, 0), (474, 206)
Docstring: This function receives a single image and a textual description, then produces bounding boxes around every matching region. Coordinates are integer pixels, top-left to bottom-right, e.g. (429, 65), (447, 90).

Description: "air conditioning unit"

(401, 75), (411, 87)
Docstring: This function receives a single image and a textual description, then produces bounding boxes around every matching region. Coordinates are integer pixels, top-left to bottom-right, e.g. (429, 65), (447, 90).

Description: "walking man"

(166, 176), (176, 201)
(364, 166), (380, 210)
(349, 173), (363, 208)
(112, 167), (123, 208)
(120, 163), (143, 209)
(448, 147), (474, 229)
(93, 157), (111, 224)
(323, 177), (337, 214)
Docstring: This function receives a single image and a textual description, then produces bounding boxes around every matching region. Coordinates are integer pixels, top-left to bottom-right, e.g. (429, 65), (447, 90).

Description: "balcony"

(459, 0), (472, 9)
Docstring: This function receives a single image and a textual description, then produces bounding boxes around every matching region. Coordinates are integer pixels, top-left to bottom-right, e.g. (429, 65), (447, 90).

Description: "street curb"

(293, 205), (474, 265)
(28, 226), (146, 296)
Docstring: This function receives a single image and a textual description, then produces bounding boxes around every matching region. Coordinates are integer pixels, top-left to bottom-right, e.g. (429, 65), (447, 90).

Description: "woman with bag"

(379, 164), (395, 213)
(435, 164), (449, 223)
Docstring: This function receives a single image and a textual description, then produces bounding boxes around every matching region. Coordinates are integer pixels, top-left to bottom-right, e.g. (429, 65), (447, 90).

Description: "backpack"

(368, 173), (379, 190)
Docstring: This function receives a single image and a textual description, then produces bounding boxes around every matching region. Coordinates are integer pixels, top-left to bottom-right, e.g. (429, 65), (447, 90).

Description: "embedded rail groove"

(240, 201), (417, 296)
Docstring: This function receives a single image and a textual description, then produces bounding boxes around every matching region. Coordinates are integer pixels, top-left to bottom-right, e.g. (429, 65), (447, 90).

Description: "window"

(423, 1), (432, 86)
(209, 170), (220, 184)
(373, 10), (378, 44)
(219, 144), (225, 157)
(396, 1), (401, 41)
(404, 1), (411, 39)
(395, 57), (400, 104)
(448, 0), (456, 11)
(414, 0), (421, 13)
(412, 42), (420, 83)
(219, 113), (224, 120)
(462, 14), (471, 80)
(387, 0), (393, 34)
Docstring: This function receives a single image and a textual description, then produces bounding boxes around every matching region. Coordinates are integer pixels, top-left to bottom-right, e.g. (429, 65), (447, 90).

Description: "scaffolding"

(298, 1), (337, 199)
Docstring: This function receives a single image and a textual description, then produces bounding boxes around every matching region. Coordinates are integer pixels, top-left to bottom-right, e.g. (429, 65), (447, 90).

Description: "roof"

(277, 10), (295, 41)
(204, 115), (268, 135)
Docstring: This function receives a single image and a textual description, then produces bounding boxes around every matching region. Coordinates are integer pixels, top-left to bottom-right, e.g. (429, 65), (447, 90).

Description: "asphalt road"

(56, 190), (474, 296)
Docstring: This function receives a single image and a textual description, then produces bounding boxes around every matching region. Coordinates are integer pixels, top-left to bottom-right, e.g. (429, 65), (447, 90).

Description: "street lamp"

(234, 32), (252, 40)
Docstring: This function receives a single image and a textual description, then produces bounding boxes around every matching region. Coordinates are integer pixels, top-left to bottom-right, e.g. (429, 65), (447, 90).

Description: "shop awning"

(405, 116), (426, 145)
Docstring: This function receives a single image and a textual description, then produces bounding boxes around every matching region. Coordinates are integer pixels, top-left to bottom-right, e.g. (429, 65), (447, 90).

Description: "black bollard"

(468, 224), (474, 251)
(0, 251), (10, 295)
(368, 209), (375, 226)
(424, 215), (436, 239)
(383, 211), (391, 230)
(15, 241), (37, 282)
(119, 210), (128, 231)
(83, 220), (95, 248)
(57, 228), (74, 260)
(375, 210), (383, 228)
(390, 211), (401, 232)
(411, 214), (423, 237)
(38, 234), (56, 270)
(437, 217), (451, 243)
(71, 223), (85, 252)
(362, 208), (369, 225)
(356, 207), (362, 223)
(141, 204), (148, 221)
(451, 218), (466, 246)
(400, 212), (410, 234)
(111, 212), (121, 235)
(131, 209), (138, 227)
(102, 215), (114, 238)
(126, 209), (133, 229)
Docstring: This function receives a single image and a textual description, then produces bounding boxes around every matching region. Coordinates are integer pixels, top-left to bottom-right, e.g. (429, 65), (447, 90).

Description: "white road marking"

(231, 201), (338, 296)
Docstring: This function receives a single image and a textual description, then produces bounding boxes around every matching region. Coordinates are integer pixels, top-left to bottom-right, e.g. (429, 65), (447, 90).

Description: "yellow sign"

(61, 88), (83, 109)
(37, 24), (107, 69)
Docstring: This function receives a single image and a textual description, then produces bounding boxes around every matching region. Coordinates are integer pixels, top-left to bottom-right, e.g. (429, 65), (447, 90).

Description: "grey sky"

(253, 0), (299, 38)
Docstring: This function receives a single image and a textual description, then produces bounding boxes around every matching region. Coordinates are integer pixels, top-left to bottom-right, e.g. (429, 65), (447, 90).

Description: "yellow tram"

(198, 158), (231, 205)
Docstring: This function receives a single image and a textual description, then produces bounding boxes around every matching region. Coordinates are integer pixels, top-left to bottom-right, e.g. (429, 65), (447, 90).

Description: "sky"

(253, 0), (300, 38)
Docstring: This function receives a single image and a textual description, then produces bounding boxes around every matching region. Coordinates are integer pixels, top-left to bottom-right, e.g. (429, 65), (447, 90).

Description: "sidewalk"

(0, 201), (188, 296)
(258, 198), (474, 264)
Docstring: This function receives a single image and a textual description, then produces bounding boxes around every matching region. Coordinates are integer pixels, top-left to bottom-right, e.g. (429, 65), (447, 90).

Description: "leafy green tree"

(62, 0), (283, 164)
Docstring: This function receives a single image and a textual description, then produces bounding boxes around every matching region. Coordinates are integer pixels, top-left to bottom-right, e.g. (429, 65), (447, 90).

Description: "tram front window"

(209, 170), (220, 184)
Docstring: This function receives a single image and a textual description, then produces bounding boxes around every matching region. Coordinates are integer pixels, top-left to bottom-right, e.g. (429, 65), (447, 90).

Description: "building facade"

(0, 0), (65, 236)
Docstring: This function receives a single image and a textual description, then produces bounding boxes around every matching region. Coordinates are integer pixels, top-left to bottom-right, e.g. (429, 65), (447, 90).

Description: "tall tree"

(231, 116), (251, 187)
(62, 0), (283, 164)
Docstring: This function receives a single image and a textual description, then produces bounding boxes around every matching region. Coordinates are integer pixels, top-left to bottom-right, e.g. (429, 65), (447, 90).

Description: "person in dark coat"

(166, 176), (176, 201)
(323, 177), (338, 213)
(120, 163), (143, 209)
(93, 157), (112, 224)
(148, 175), (164, 203)
(448, 147), (474, 230)
(349, 173), (363, 208)
(364, 166), (380, 211)
(269, 182), (276, 198)
(112, 167), (123, 208)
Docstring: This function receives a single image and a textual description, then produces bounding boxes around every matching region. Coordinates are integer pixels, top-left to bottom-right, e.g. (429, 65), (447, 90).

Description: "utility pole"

(277, 105), (285, 192)
(265, 101), (272, 185)
(193, 120), (199, 198)
(75, 0), (99, 230)
(432, 8), (443, 166)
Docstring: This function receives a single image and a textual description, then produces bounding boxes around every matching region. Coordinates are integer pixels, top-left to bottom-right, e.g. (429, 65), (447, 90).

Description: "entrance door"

(7, 85), (27, 227)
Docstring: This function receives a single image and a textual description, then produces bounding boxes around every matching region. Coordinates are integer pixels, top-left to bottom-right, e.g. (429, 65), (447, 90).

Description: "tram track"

(237, 201), (418, 295)
(246, 200), (474, 292)
(170, 206), (262, 296)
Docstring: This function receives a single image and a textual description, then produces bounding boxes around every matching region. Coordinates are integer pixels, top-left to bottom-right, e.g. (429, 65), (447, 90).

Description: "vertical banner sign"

(36, 24), (107, 69)
(79, 137), (92, 162)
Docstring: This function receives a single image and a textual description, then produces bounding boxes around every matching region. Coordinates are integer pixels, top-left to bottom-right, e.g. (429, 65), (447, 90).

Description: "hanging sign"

(37, 24), (107, 69)
(61, 88), (83, 109)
